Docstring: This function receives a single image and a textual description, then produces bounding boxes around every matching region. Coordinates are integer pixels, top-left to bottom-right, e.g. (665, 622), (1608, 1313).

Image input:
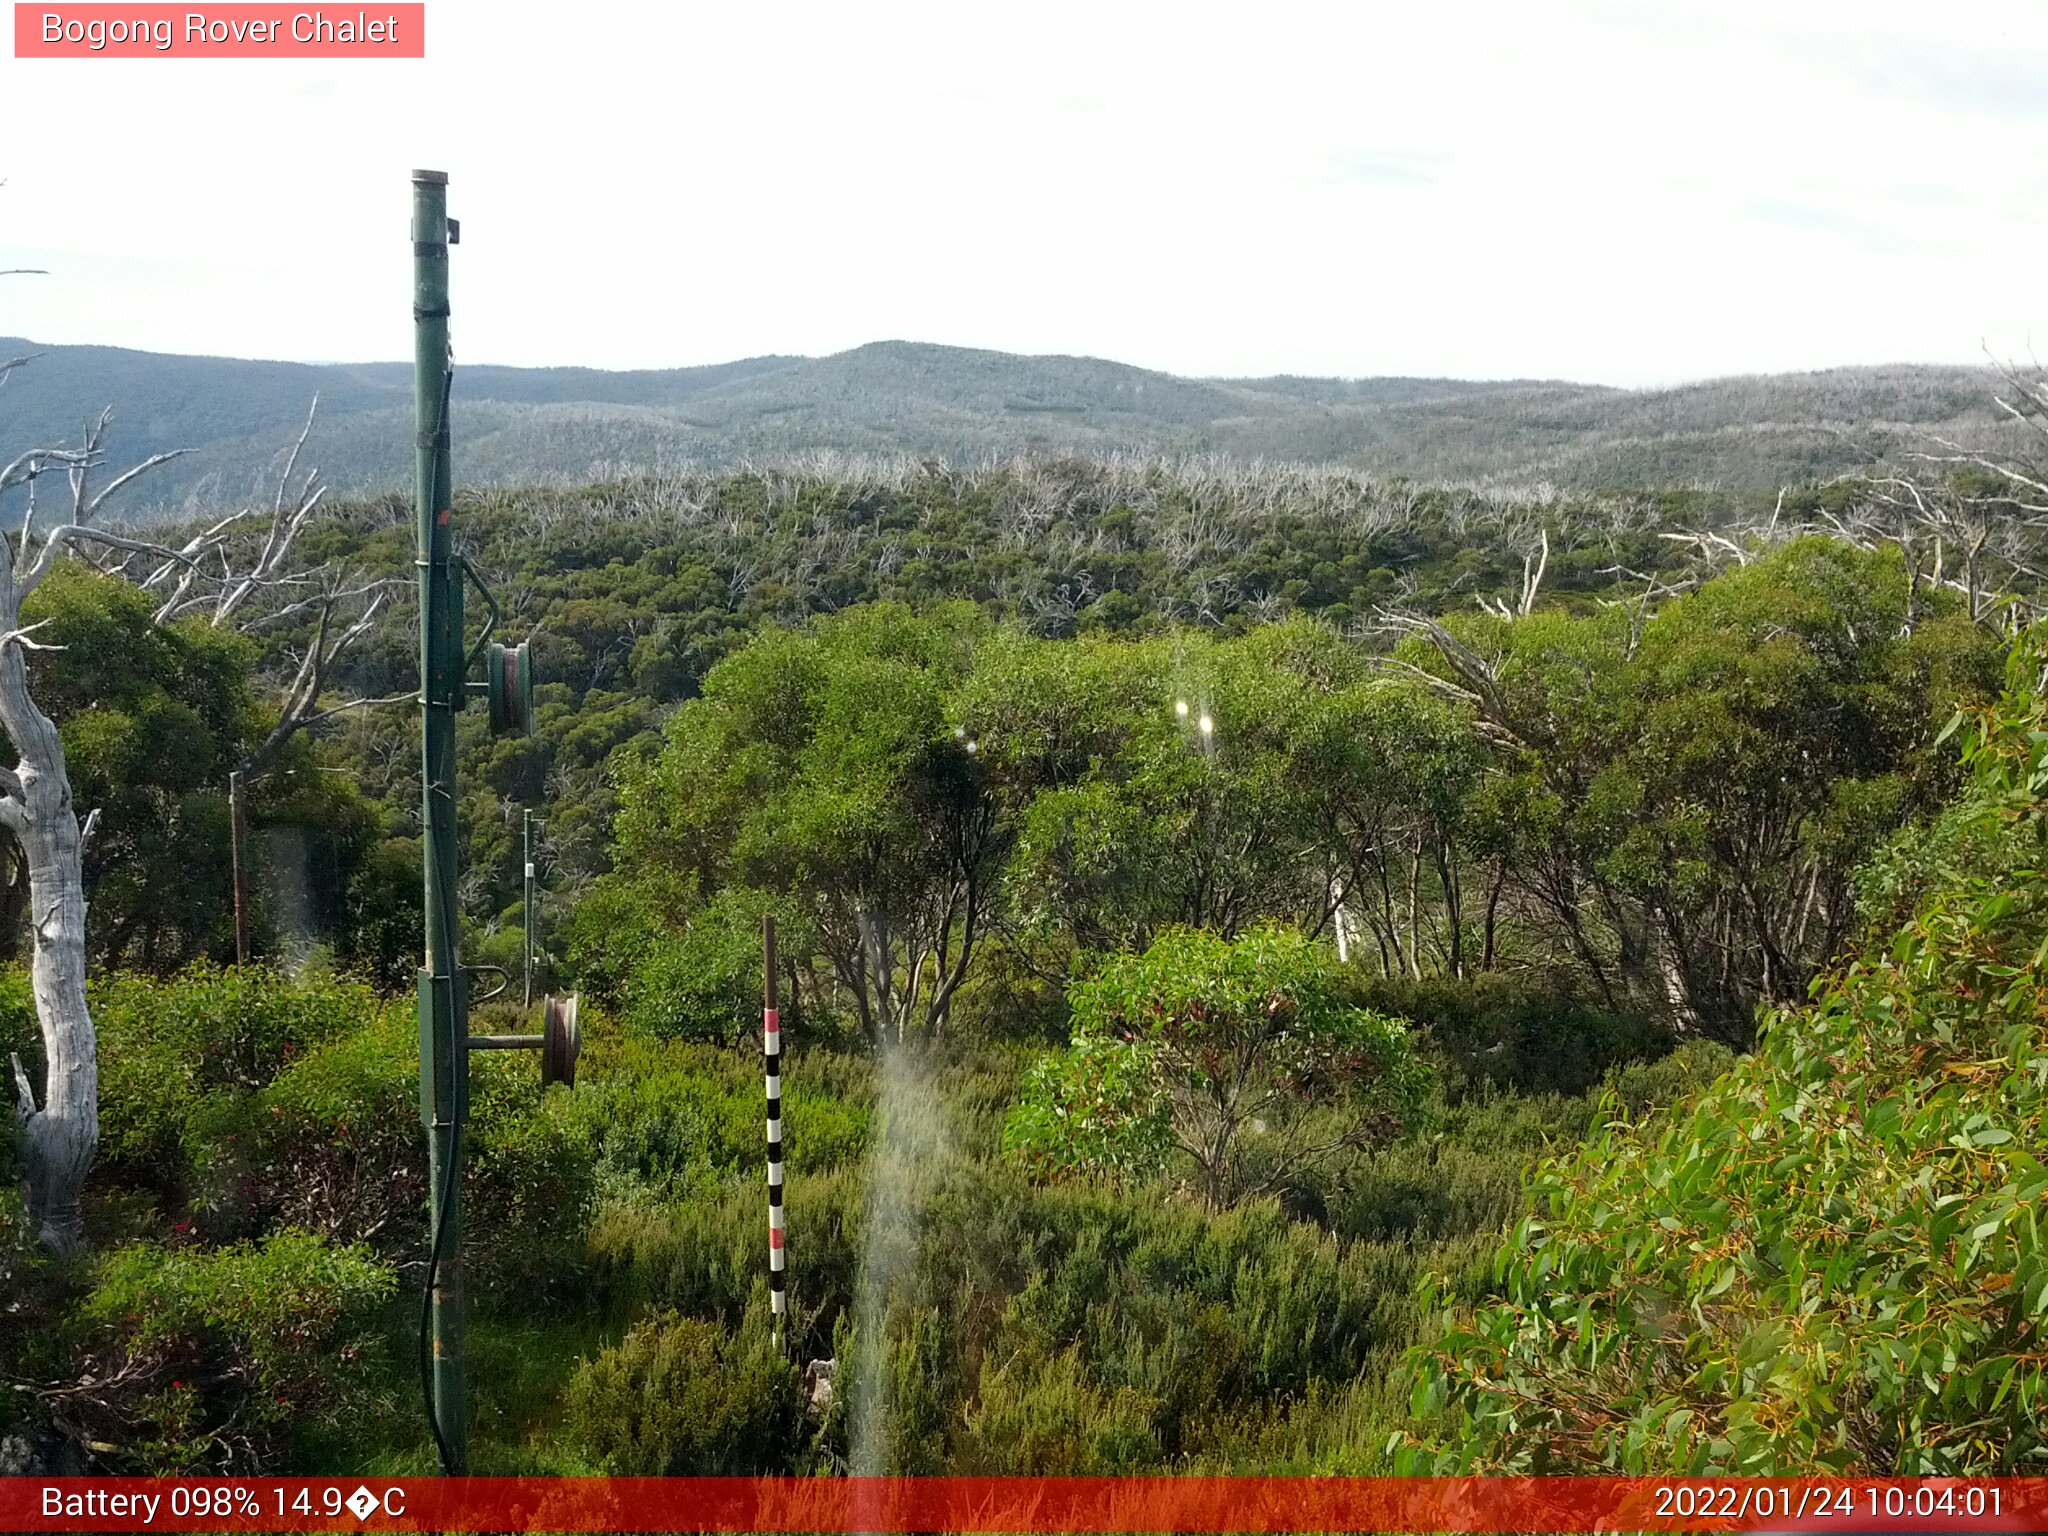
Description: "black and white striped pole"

(764, 914), (786, 1351)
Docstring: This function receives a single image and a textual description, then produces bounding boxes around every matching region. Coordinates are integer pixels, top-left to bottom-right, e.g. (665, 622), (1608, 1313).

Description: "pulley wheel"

(540, 992), (580, 1088)
(487, 639), (535, 737)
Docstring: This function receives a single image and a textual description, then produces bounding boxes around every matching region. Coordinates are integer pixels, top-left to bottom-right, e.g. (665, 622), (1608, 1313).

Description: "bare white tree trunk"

(0, 540), (92, 1255)
(0, 410), (246, 1252)
(0, 396), (385, 1251)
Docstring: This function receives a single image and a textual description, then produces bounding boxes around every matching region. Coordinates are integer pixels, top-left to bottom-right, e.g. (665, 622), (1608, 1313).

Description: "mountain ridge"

(0, 335), (2016, 517)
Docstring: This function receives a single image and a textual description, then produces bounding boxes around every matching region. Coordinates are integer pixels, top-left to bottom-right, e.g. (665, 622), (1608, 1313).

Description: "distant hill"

(0, 336), (2019, 518)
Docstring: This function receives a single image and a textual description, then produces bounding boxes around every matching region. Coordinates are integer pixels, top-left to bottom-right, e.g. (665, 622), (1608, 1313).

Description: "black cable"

(417, 358), (462, 1477)
(419, 1102), (461, 1473)
(419, 821), (463, 1474)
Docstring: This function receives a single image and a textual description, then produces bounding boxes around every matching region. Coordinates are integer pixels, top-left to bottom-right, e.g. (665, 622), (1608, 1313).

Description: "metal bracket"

(459, 556), (499, 672)
(461, 963), (510, 1003)
(465, 993), (579, 1088)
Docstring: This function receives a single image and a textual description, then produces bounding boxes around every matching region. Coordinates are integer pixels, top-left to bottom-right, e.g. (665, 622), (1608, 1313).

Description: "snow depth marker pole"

(765, 913), (787, 1351)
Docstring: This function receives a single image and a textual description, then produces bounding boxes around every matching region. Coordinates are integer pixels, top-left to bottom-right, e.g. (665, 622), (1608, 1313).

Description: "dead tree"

(1479, 526), (1549, 620)
(1654, 367), (2048, 627)
(0, 415), (202, 1253)
(130, 398), (408, 784)
(2, 397), (386, 1252)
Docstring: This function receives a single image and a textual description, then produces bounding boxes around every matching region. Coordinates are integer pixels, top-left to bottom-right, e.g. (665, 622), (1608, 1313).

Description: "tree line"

(1, 420), (2031, 1261)
(579, 537), (1998, 1054)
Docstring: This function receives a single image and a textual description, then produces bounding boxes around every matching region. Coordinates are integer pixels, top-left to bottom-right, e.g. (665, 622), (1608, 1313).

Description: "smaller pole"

(229, 769), (249, 966)
(522, 809), (536, 1008)
(763, 914), (785, 1351)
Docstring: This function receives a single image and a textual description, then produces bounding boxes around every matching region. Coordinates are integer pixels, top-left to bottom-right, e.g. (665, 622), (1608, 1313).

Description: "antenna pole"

(413, 166), (468, 1475)
(228, 769), (249, 966)
(523, 808), (536, 1008)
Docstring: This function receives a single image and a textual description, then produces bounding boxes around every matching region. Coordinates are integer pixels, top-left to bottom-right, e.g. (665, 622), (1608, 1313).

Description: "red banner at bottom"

(10, 1476), (2041, 1533)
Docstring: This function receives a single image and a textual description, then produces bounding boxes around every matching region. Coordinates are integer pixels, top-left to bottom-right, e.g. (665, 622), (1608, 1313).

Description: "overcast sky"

(2, 0), (2044, 386)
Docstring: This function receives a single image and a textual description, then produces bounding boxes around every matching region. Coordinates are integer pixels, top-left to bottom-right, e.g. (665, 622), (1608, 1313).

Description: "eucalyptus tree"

(982, 620), (1352, 956)
(1007, 922), (1430, 1208)
(1384, 537), (2000, 1039)
(21, 563), (253, 970)
(613, 602), (1004, 1045)
(1290, 678), (1482, 979)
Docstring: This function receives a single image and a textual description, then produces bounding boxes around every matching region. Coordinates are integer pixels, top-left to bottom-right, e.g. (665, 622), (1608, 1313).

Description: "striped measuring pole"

(763, 915), (786, 1351)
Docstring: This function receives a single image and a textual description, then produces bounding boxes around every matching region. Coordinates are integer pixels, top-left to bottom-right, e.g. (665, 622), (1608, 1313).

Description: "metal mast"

(409, 165), (572, 1479)
(413, 167), (468, 1474)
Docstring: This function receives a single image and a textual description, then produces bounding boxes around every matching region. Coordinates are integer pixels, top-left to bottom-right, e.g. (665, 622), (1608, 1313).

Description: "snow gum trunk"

(0, 558), (94, 1256)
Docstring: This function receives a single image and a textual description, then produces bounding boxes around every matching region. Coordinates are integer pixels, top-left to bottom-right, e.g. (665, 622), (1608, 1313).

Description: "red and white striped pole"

(764, 915), (786, 1352)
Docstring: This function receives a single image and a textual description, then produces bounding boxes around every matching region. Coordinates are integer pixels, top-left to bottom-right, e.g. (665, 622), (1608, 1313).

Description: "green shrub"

(1002, 1032), (1169, 1185)
(191, 999), (595, 1297)
(586, 1145), (1451, 1471)
(960, 1341), (1159, 1473)
(1400, 631), (2048, 1474)
(190, 1003), (420, 1248)
(1328, 1047), (1732, 1245)
(0, 965), (37, 1075)
(1327, 1091), (1579, 1245)
(1009, 924), (1430, 1206)
(336, 836), (424, 994)
(571, 1037), (870, 1195)
(0, 967), (35, 1188)
(93, 965), (379, 1190)
(1356, 972), (1671, 1099)
(621, 891), (774, 1043)
(840, 1163), (1435, 1467)
(74, 1229), (395, 1471)
(563, 1309), (801, 1473)
(587, 1169), (863, 1360)
(464, 1057), (598, 1297)
(1601, 1037), (1736, 1118)
(944, 941), (1071, 1046)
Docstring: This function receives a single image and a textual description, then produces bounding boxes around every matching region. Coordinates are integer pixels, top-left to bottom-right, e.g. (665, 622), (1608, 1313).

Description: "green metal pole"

(412, 167), (468, 1474)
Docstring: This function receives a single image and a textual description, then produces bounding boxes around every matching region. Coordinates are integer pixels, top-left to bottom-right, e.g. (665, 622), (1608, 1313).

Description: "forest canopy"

(583, 536), (1996, 1054)
(0, 443), (2036, 1477)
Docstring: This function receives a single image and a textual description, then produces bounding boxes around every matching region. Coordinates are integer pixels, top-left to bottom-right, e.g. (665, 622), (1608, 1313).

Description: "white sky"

(2, 0), (2044, 386)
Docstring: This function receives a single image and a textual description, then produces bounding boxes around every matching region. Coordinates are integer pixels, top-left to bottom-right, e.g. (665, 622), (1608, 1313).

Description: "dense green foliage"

(72, 1231), (395, 1470)
(52, 450), (1958, 1030)
(0, 561), (404, 976)
(0, 954), (1708, 1474)
(10, 566), (253, 970)
(296, 456), (1728, 993)
(0, 966), (598, 1470)
(1400, 538), (1998, 1036)
(0, 441), (2030, 1476)
(1402, 629), (2048, 1474)
(1008, 925), (1429, 1206)
(584, 538), (1992, 1054)
(564, 1311), (800, 1475)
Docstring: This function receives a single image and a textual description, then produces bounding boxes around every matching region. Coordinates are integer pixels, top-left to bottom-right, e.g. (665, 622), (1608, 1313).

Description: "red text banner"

(14, 5), (424, 57)
(7, 1476), (2042, 1533)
